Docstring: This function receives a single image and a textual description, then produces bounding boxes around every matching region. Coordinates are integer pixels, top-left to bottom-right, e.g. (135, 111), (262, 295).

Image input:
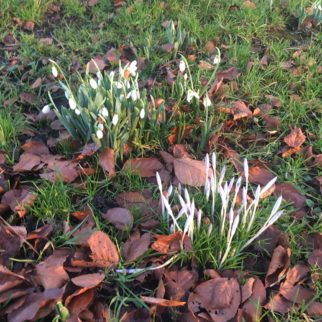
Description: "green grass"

(0, 108), (27, 159)
(29, 179), (74, 222)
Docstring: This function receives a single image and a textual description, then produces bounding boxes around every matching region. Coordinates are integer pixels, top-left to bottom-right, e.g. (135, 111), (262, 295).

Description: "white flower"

(75, 108), (81, 115)
(139, 108), (145, 119)
(179, 60), (186, 73)
(183, 73), (188, 81)
(203, 95), (212, 108)
(89, 78), (98, 89)
(187, 89), (199, 103)
(112, 114), (119, 125)
(127, 89), (140, 101)
(213, 54), (221, 65)
(69, 97), (77, 110)
(96, 71), (103, 81)
(120, 94), (125, 101)
(96, 129), (103, 139)
(65, 90), (70, 99)
(128, 60), (138, 76)
(98, 123), (104, 130)
(52, 66), (58, 77)
(42, 105), (51, 114)
(115, 81), (123, 89)
(101, 107), (109, 117)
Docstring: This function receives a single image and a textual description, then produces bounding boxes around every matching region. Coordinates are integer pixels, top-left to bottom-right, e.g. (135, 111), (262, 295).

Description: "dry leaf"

(102, 207), (133, 231)
(71, 272), (105, 288)
(99, 148), (115, 177)
(283, 128), (306, 148)
(87, 231), (119, 268)
(122, 231), (151, 262)
(188, 277), (241, 321)
(174, 158), (207, 186)
(122, 158), (163, 177)
(265, 246), (291, 287)
(141, 296), (186, 307)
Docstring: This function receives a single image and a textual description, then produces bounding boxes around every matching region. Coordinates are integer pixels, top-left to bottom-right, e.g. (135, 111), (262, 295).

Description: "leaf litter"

(0, 1), (321, 321)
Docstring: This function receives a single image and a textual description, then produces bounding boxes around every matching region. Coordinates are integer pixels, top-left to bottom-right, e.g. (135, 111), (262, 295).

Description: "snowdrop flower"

(98, 123), (104, 131)
(75, 108), (81, 115)
(101, 107), (109, 117)
(65, 90), (70, 99)
(41, 105), (51, 114)
(179, 60), (186, 73)
(112, 114), (119, 125)
(89, 78), (98, 89)
(128, 60), (138, 76)
(52, 66), (58, 78)
(187, 89), (199, 103)
(183, 73), (188, 81)
(120, 94), (125, 102)
(139, 108), (145, 119)
(96, 129), (103, 140)
(127, 89), (140, 101)
(203, 95), (212, 108)
(96, 71), (103, 81)
(115, 81), (123, 89)
(68, 97), (77, 110)
(213, 54), (221, 65)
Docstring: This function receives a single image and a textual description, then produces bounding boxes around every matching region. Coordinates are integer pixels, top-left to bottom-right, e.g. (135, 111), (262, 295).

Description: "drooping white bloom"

(128, 60), (138, 76)
(127, 89), (140, 101)
(183, 73), (188, 81)
(187, 89), (199, 103)
(115, 81), (123, 89)
(41, 105), (51, 114)
(139, 108), (145, 119)
(98, 123), (104, 131)
(101, 107), (109, 117)
(179, 60), (186, 73)
(96, 71), (103, 81)
(68, 97), (77, 110)
(89, 78), (98, 89)
(203, 95), (212, 108)
(52, 66), (58, 77)
(75, 108), (81, 115)
(112, 114), (119, 125)
(96, 129), (103, 139)
(213, 55), (221, 65)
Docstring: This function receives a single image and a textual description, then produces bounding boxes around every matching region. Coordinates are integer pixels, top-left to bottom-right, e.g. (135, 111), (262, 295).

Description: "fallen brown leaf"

(21, 140), (49, 155)
(141, 296), (186, 307)
(283, 128), (306, 148)
(122, 230), (151, 262)
(36, 249), (70, 289)
(87, 231), (119, 268)
(265, 246), (291, 287)
(7, 288), (63, 322)
(274, 183), (306, 210)
(174, 158), (207, 187)
(122, 158), (164, 177)
(102, 207), (133, 231)
(99, 148), (116, 177)
(1, 189), (36, 218)
(188, 277), (241, 321)
(71, 272), (105, 288)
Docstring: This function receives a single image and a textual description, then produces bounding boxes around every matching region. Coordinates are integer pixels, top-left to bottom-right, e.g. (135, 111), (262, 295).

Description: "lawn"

(0, 0), (321, 321)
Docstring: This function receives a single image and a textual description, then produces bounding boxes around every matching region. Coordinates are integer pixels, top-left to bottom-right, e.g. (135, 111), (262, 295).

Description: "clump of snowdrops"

(45, 60), (165, 158)
(156, 154), (284, 268)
